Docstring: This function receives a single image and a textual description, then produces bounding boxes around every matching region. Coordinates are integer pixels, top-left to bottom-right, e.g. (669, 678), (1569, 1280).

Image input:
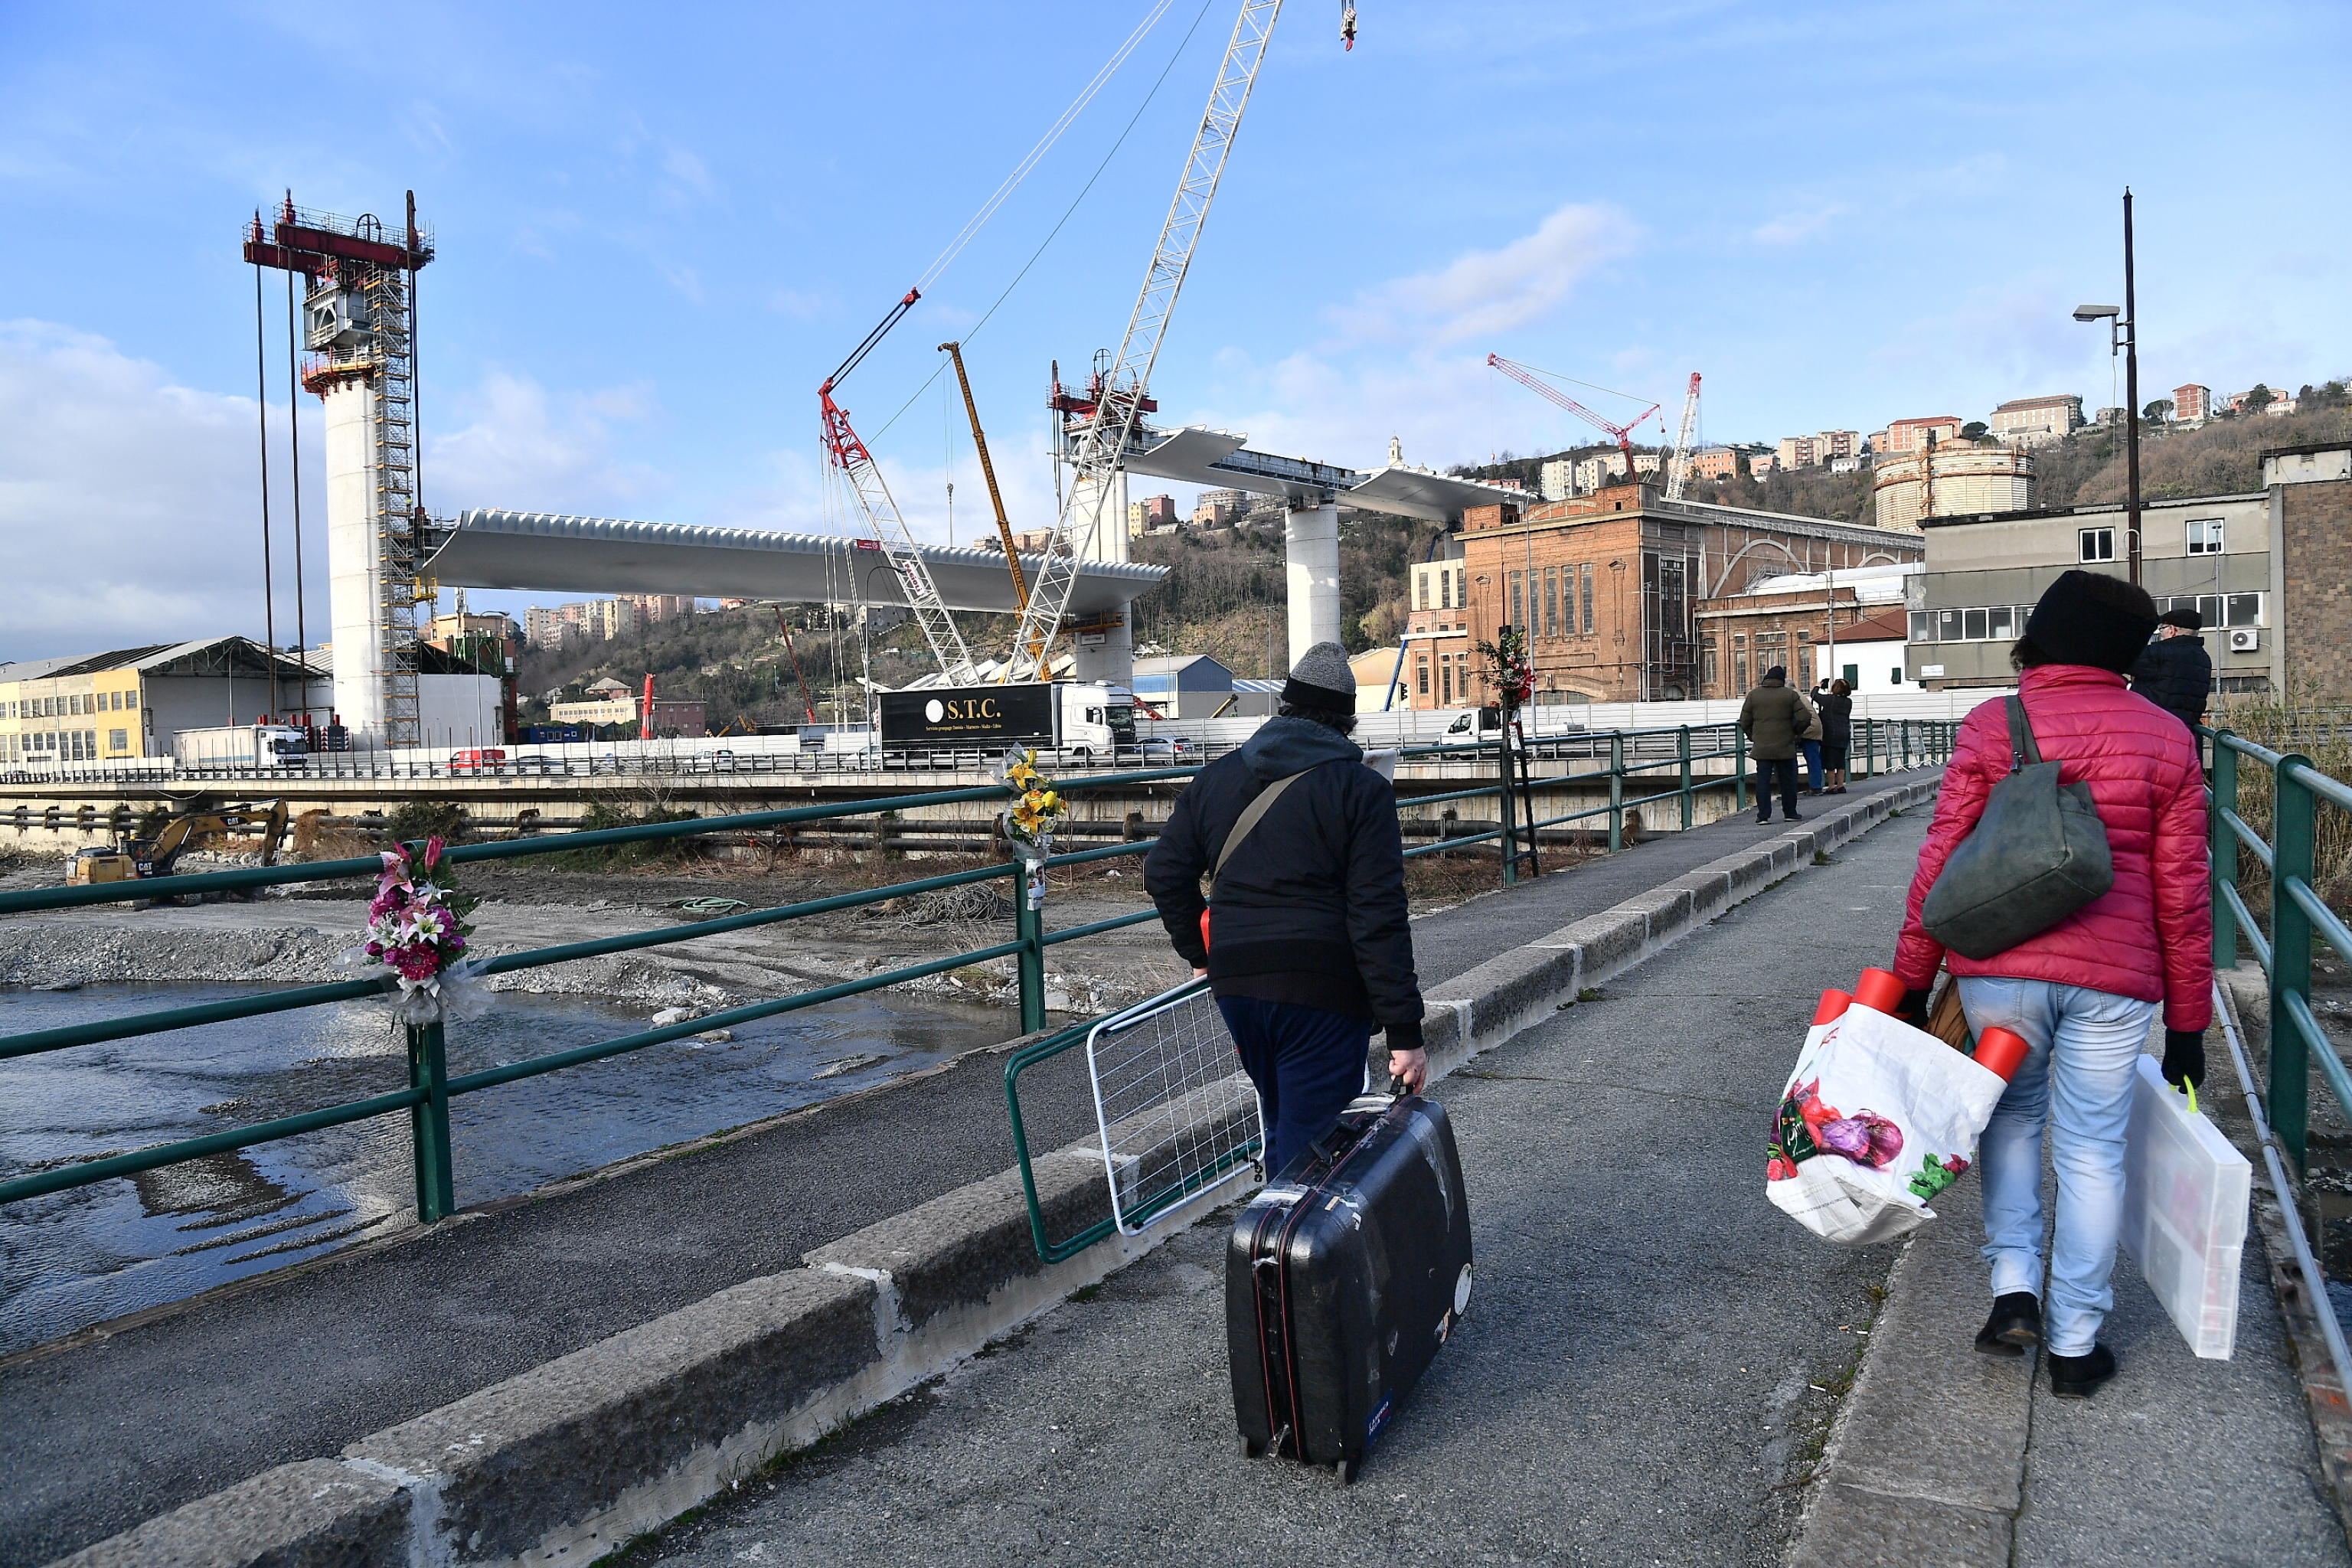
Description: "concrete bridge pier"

(1284, 500), (1341, 666)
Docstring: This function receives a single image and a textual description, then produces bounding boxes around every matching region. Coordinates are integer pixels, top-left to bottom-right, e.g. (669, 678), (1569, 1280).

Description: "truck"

(876, 681), (1137, 756)
(172, 724), (311, 769)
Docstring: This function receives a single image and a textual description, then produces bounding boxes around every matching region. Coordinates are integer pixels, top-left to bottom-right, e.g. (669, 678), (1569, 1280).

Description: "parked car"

(448, 748), (508, 774)
(1127, 734), (1197, 761)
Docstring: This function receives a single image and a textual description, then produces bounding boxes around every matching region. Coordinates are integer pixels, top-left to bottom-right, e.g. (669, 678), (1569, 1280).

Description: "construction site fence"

(0, 720), (1955, 1230)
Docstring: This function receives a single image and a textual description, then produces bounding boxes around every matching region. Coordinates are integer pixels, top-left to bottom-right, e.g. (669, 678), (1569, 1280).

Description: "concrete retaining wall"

(53, 779), (1939, 1568)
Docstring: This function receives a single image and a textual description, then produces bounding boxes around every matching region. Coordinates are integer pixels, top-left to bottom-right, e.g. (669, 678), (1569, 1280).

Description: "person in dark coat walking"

(2131, 607), (2213, 735)
(1145, 642), (1427, 1174)
(1816, 678), (1855, 793)
(1738, 666), (1815, 825)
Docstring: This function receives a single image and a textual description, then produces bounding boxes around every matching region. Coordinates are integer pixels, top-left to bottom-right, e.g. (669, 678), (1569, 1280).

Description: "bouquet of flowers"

(1475, 624), (1534, 711)
(339, 836), (487, 1023)
(1000, 749), (1067, 864)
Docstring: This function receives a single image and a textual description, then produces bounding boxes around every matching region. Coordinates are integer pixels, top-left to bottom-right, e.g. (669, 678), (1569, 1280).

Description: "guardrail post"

(1498, 733), (1520, 887)
(1862, 720), (1877, 780)
(1607, 732), (1625, 851)
(1016, 854), (1047, 1034)
(1733, 724), (1748, 812)
(1677, 726), (1693, 831)
(2209, 731), (2239, 969)
(407, 1019), (456, 1222)
(2271, 754), (2317, 1171)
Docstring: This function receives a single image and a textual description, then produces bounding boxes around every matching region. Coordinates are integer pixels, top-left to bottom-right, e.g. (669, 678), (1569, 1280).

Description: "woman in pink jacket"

(1893, 569), (2212, 1400)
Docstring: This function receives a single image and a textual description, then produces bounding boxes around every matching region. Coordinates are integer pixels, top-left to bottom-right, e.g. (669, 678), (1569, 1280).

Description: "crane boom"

(939, 340), (1047, 677)
(1486, 352), (1661, 473)
(818, 291), (979, 684)
(1004, 0), (1285, 680)
(1664, 371), (1702, 500)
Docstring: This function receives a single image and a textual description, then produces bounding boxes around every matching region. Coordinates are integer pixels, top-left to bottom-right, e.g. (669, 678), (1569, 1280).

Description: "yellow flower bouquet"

(999, 747), (1068, 862)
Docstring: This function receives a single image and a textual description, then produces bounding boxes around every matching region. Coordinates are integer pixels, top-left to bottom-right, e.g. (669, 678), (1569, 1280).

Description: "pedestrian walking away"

(1738, 665), (1815, 824)
(1816, 679), (1854, 794)
(1145, 642), (1428, 1176)
(1797, 694), (1826, 795)
(2131, 605), (2214, 739)
(1890, 569), (2213, 1400)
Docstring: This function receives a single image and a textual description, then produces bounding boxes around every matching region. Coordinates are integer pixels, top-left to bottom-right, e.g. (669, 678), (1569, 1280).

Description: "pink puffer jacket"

(1894, 664), (2213, 1031)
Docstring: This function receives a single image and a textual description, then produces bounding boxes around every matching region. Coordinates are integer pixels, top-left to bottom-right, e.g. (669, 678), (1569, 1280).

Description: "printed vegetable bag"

(1767, 1003), (2008, 1246)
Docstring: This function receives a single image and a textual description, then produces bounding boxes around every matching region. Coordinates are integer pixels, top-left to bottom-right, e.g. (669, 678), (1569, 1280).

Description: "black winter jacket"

(1815, 690), (1854, 745)
(1144, 717), (1425, 1048)
(2131, 634), (2213, 730)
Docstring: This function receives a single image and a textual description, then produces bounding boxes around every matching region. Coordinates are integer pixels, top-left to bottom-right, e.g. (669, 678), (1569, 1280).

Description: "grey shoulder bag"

(1920, 697), (2114, 959)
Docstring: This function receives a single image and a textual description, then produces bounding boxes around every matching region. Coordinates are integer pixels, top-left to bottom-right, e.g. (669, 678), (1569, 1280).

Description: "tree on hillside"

(2144, 397), (2173, 423)
(1962, 421), (1989, 441)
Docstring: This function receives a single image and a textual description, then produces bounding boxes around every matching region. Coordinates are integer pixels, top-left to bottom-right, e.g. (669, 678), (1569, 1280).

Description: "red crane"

(1486, 353), (1661, 472)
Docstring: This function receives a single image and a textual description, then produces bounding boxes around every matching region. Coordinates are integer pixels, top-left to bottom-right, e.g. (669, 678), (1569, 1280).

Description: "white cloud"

(0, 323), (682, 662)
(1327, 202), (1637, 346)
(1752, 204), (1844, 246)
(0, 320), (286, 662)
(427, 369), (668, 515)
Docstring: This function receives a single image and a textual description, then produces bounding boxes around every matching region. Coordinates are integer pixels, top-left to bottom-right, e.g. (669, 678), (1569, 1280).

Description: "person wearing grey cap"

(1145, 642), (1428, 1175)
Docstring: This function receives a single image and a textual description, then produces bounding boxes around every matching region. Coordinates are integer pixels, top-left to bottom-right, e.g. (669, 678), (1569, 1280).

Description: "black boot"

(1974, 1292), (2042, 1357)
(2047, 1343), (2117, 1399)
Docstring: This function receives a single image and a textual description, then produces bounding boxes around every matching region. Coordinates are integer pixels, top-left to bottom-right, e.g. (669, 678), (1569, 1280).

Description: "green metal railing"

(2207, 729), (2352, 1170)
(0, 720), (1952, 1229)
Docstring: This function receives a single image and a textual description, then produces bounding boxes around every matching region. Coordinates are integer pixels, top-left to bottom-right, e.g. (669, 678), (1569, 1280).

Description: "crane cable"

(913, 0), (1178, 296)
(868, 0), (1218, 442)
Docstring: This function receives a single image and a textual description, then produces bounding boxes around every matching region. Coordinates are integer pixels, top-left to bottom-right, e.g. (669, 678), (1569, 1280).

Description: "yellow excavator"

(67, 799), (291, 885)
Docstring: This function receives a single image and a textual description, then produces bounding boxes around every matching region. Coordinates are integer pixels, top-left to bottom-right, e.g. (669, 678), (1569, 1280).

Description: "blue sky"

(4, 0), (2347, 659)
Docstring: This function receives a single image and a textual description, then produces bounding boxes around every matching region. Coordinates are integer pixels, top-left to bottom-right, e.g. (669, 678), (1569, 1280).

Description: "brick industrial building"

(1396, 482), (1922, 708)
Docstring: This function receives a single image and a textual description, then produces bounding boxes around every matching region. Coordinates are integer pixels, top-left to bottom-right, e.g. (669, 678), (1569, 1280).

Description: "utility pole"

(2122, 188), (2143, 585)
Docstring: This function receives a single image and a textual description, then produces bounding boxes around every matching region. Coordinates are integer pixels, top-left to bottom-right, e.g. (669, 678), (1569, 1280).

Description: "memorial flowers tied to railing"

(339, 835), (486, 1022)
(1001, 748), (1067, 861)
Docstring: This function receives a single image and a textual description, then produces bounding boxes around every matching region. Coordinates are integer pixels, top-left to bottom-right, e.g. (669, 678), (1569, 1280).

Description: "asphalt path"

(625, 812), (1938, 1566)
(0, 769), (1932, 1562)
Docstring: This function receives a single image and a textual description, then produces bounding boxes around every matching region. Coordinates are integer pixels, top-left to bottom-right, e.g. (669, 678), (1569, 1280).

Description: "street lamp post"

(2073, 188), (2142, 584)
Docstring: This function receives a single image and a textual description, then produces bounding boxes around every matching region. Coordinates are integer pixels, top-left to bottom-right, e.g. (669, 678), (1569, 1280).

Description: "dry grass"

(2212, 687), (2352, 920)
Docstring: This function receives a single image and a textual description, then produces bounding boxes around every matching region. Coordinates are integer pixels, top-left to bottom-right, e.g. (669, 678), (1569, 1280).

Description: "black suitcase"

(1227, 1090), (1473, 1482)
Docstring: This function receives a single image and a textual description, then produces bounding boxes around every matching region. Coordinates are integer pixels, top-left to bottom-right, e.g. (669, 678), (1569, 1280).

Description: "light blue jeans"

(1956, 976), (2160, 1356)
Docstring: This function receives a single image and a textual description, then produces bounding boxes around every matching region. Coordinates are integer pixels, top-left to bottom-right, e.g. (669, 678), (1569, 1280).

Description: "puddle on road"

(0, 982), (1008, 1355)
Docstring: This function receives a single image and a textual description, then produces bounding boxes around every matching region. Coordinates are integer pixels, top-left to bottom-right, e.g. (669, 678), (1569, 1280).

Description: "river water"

(0, 983), (1009, 1356)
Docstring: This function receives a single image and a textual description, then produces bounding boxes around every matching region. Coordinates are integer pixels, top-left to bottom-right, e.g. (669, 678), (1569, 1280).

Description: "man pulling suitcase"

(1147, 644), (1471, 1481)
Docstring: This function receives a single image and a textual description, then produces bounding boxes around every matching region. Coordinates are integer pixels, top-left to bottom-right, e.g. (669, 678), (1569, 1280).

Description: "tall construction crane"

(939, 340), (1050, 675)
(1486, 353), (1661, 482)
(1663, 371), (1702, 501)
(818, 291), (981, 684)
(1004, 0), (1286, 681)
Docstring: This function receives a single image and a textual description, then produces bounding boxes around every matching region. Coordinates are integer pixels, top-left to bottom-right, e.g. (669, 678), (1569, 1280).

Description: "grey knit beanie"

(1283, 641), (1356, 708)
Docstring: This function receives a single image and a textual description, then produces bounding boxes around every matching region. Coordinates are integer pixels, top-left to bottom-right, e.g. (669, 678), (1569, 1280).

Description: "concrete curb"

(52, 776), (1940, 1568)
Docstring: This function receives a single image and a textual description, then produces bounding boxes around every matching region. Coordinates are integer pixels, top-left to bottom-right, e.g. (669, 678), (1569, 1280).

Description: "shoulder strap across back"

(2005, 695), (2045, 773)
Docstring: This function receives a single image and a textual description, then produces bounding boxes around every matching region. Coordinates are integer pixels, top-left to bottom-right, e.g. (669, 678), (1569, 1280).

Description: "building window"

(1510, 572), (1524, 632)
(108, 728), (127, 751)
(1579, 564), (1594, 635)
(1416, 662), (1429, 696)
(1544, 567), (1559, 638)
(2161, 593), (2265, 629)
(1440, 570), (1454, 611)
(2079, 527), (2115, 563)
(1416, 572), (1429, 610)
(1703, 640), (1718, 690)
(1962, 609), (1988, 642)
(1441, 662), (1453, 704)
(2187, 518), (2224, 555)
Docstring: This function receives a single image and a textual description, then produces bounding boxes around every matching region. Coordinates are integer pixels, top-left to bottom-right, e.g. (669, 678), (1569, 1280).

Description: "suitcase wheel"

(1334, 1459), (1354, 1485)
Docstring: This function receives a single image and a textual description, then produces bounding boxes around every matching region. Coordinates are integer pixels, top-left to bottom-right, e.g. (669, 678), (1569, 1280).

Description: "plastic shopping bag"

(1768, 1001), (2010, 1246)
(2122, 1054), (2251, 1359)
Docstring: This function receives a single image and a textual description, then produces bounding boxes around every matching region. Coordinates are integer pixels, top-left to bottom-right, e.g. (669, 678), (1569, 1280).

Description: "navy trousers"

(1755, 756), (1801, 820)
(1217, 995), (1374, 1178)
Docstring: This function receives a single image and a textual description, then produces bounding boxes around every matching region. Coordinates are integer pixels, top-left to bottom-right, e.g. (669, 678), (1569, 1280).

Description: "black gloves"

(1894, 988), (1933, 1024)
(2162, 1028), (2207, 1089)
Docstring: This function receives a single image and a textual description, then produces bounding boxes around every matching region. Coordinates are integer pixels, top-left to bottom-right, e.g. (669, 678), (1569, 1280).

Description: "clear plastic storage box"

(2122, 1054), (2252, 1360)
